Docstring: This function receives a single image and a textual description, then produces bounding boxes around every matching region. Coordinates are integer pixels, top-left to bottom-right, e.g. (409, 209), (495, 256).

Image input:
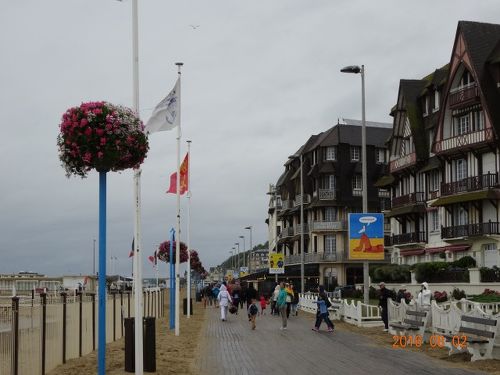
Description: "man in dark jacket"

(378, 282), (391, 332)
(246, 284), (257, 309)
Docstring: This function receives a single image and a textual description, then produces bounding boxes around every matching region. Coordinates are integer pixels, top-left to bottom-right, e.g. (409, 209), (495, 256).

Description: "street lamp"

(245, 226), (253, 272)
(229, 250), (234, 270)
(341, 64), (369, 305)
(239, 235), (245, 269)
(234, 242), (240, 272)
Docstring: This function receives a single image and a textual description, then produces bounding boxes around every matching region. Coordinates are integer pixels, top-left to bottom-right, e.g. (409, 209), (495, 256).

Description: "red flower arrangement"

(57, 101), (149, 177)
(157, 241), (189, 263)
(433, 290), (448, 303)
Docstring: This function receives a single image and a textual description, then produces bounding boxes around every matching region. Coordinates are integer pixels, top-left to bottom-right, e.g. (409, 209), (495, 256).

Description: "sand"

(47, 291), (205, 375)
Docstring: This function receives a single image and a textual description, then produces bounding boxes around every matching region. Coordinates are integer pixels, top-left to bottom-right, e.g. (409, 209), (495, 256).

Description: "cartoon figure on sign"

(349, 214), (384, 258)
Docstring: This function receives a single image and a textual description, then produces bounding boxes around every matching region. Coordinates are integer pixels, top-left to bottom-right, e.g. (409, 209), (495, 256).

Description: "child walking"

(259, 295), (267, 315)
(248, 298), (259, 330)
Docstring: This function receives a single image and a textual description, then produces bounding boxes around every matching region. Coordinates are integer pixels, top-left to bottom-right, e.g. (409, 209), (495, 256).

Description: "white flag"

(145, 78), (180, 133)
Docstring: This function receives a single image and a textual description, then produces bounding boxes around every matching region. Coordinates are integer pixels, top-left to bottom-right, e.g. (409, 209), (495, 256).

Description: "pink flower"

(97, 151), (104, 159)
(84, 128), (92, 137)
(80, 118), (88, 126)
(96, 129), (104, 136)
(100, 137), (107, 146)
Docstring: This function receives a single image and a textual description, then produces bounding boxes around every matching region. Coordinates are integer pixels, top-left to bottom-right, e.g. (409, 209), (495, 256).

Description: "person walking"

(277, 282), (288, 330)
(248, 298), (259, 330)
(232, 288), (240, 315)
(417, 282), (432, 308)
(271, 284), (280, 316)
(246, 284), (257, 310)
(291, 284), (299, 316)
(217, 283), (232, 321)
(285, 283), (293, 318)
(378, 282), (391, 332)
(259, 295), (267, 315)
(312, 286), (334, 332)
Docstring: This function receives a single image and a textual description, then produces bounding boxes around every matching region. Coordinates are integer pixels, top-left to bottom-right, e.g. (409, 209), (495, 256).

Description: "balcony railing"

(380, 198), (391, 211)
(392, 231), (426, 245)
(449, 84), (479, 108)
(441, 222), (500, 239)
(440, 172), (499, 196)
(389, 152), (416, 173)
(281, 200), (293, 210)
(279, 227), (294, 239)
(294, 194), (311, 207)
(434, 128), (494, 154)
(384, 235), (392, 247)
(318, 189), (336, 200)
(391, 192), (425, 208)
(311, 221), (345, 232)
(284, 252), (340, 265)
(428, 190), (440, 200)
(384, 222), (391, 232)
(352, 189), (363, 196)
(378, 189), (390, 198)
(293, 223), (309, 235)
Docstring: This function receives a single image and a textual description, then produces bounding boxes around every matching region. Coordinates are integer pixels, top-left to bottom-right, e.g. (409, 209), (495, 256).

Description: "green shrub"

(451, 256), (476, 268)
(414, 262), (469, 283)
(371, 265), (411, 283)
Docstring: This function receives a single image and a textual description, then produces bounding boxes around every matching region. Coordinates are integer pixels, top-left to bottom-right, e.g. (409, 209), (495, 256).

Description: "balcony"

(384, 235), (392, 247)
(384, 222), (391, 232)
(434, 128), (494, 154)
(311, 220), (345, 232)
(378, 189), (390, 198)
(449, 84), (479, 109)
(441, 173), (499, 196)
(294, 194), (311, 207)
(391, 192), (425, 208)
(441, 222), (500, 239)
(284, 252), (341, 265)
(428, 190), (440, 200)
(380, 198), (391, 211)
(391, 231), (427, 245)
(281, 200), (293, 210)
(318, 189), (336, 200)
(352, 189), (363, 196)
(293, 223), (309, 235)
(389, 152), (416, 173)
(279, 227), (294, 239)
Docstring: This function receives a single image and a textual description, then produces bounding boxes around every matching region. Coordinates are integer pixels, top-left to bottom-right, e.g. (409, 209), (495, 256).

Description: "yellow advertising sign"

(269, 252), (284, 274)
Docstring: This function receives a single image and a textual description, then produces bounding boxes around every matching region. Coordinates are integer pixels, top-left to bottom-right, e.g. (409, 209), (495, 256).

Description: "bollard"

(183, 298), (193, 316)
(143, 317), (156, 372)
(124, 317), (156, 372)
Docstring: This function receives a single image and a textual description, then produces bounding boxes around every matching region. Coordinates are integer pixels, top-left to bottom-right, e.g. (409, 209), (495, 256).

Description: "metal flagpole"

(186, 140), (192, 318)
(175, 62), (183, 336)
(131, 0), (143, 372)
(300, 153), (305, 294)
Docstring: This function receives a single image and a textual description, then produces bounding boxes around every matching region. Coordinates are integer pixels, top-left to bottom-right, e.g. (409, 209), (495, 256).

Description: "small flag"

(167, 153), (189, 195)
(129, 238), (135, 258)
(148, 255), (155, 264)
(145, 78), (180, 133)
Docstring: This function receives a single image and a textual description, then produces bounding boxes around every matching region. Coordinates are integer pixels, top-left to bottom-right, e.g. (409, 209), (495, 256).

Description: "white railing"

(311, 220), (345, 232)
(318, 189), (336, 200)
(298, 294), (382, 327)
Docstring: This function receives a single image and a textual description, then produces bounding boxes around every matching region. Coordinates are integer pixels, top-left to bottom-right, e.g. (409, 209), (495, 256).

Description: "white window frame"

(455, 158), (467, 181)
(456, 114), (470, 135)
(325, 146), (336, 161)
(433, 90), (440, 112)
(352, 175), (362, 190)
(325, 235), (336, 254)
(423, 96), (429, 117)
(350, 146), (360, 161)
(430, 210), (440, 232)
(376, 148), (385, 164)
(324, 207), (337, 222)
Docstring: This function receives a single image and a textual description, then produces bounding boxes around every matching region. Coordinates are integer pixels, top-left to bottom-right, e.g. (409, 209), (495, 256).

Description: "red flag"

(129, 238), (134, 258)
(148, 255), (155, 264)
(166, 153), (189, 194)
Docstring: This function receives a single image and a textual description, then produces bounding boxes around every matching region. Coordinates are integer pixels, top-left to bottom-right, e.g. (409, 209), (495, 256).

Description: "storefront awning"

(425, 244), (470, 254)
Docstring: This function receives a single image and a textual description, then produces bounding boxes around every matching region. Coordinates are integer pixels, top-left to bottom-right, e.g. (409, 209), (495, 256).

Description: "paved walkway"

(197, 305), (484, 375)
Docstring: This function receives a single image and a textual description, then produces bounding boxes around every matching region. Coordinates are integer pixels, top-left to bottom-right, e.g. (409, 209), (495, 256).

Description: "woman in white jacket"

(417, 282), (432, 308)
(217, 283), (232, 321)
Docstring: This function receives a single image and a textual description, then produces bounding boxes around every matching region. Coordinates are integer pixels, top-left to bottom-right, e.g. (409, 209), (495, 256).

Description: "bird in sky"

(189, 25), (200, 29)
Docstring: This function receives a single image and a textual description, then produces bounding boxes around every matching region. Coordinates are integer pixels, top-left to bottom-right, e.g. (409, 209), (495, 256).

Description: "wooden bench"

(389, 309), (429, 339)
(443, 315), (498, 361)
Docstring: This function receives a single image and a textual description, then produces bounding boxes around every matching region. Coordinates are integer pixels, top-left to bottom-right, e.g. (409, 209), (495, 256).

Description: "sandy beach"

(47, 291), (205, 375)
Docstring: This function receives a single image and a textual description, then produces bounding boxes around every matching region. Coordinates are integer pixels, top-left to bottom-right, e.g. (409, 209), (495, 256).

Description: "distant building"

(268, 119), (392, 291)
(249, 249), (269, 272)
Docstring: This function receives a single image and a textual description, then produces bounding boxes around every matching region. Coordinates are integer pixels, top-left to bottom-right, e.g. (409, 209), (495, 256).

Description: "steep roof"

(458, 21), (500, 136)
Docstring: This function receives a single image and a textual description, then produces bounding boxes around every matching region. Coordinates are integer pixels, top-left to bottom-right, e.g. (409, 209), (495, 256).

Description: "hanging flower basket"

(57, 101), (149, 177)
(157, 241), (189, 263)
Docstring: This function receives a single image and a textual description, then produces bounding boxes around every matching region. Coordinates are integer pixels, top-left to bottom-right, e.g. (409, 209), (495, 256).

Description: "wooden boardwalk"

(196, 306), (484, 375)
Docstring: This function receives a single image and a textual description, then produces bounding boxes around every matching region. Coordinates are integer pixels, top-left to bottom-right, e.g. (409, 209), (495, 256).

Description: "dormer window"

(433, 90), (440, 112)
(459, 70), (474, 88)
(325, 146), (336, 161)
(423, 95), (429, 117)
(350, 146), (360, 161)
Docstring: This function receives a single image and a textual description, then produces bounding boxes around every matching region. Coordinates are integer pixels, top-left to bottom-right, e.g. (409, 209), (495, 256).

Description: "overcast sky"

(0, 0), (498, 278)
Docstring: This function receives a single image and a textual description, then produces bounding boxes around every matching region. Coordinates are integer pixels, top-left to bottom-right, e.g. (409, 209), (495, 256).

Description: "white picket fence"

(298, 293), (383, 327)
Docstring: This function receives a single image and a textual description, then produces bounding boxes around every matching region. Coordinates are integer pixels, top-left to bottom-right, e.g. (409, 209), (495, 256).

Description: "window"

(325, 146), (336, 161)
(454, 206), (468, 226)
(455, 114), (470, 135)
(483, 243), (498, 268)
(350, 146), (360, 161)
(324, 207), (337, 221)
(430, 210), (440, 232)
(321, 175), (335, 190)
(459, 70), (473, 88)
(474, 110), (484, 131)
(423, 96), (429, 116)
(433, 90), (440, 112)
(455, 158), (467, 181)
(352, 175), (362, 190)
(325, 235), (336, 254)
(376, 148), (385, 164)
(312, 150), (317, 165)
